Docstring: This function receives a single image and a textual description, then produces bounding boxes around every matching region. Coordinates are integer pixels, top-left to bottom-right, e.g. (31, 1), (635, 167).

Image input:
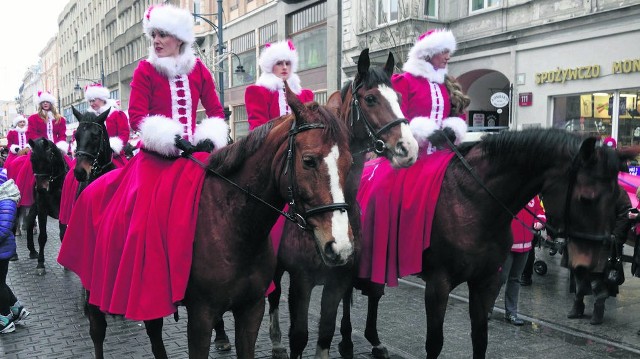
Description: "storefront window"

(618, 90), (640, 146)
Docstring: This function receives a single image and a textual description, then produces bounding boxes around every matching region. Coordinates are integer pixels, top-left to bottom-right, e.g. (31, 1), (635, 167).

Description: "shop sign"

(613, 59), (640, 74)
(490, 92), (509, 108)
(535, 65), (601, 84)
(519, 92), (532, 106)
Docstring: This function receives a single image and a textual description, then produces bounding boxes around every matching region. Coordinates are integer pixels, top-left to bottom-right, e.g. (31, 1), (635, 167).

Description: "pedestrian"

(391, 29), (470, 151)
(245, 39), (314, 130)
(26, 91), (68, 152)
(0, 169), (30, 334)
(5, 115), (30, 168)
(58, 3), (228, 321)
(84, 84), (131, 167)
(492, 196), (545, 325)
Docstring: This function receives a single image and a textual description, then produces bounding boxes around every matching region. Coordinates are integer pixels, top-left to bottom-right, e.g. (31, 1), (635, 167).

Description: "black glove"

(428, 128), (457, 148)
(195, 139), (215, 153)
(175, 135), (196, 157)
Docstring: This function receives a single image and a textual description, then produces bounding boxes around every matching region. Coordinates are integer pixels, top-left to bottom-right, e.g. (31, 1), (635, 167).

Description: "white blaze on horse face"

(377, 85), (419, 166)
(324, 144), (352, 259)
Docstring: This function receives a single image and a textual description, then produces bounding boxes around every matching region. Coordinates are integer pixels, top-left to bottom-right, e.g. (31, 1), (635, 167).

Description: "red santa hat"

(258, 40), (299, 74)
(408, 29), (457, 61)
(84, 84), (110, 102)
(37, 90), (57, 106)
(143, 4), (194, 46)
(12, 115), (26, 127)
(603, 137), (617, 148)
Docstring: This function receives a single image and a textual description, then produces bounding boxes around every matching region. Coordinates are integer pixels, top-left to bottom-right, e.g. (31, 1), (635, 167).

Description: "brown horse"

(266, 49), (419, 359)
(353, 128), (633, 358)
(83, 88), (355, 359)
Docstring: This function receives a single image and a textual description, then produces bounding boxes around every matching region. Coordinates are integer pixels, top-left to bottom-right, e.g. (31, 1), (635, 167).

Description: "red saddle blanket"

(6, 154), (35, 207)
(58, 151), (208, 320)
(357, 150), (454, 286)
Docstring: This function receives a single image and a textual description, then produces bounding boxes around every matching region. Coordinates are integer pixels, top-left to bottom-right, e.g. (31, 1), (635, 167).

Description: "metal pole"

(217, 0), (226, 117)
(101, 60), (105, 86)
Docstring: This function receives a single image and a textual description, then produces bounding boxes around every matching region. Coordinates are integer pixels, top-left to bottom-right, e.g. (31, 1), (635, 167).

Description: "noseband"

(350, 80), (407, 154)
(33, 148), (67, 185)
(74, 122), (113, 177)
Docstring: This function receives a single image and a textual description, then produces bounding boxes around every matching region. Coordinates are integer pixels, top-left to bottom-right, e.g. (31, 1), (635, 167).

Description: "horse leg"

(233, 298), (265, 359)
(315, 273), (352, 359)
(213, 318), (231, 351)
(338, 287), (354, 359)
(59, 223), (67, 243)
(36, 211), (48, 275)
(568, 269), (588, 319)
(144, 318), (168, 359)
(25, 206), (38, 259)
(364, 290), (389, 359)
(186, 302), (216, 359)
(85, 295), (107, 359)
(268, 268), (287, 359)
(424, 274), (451, 359)
(467, 272), (502, 359)
(288, 275), (313, 359)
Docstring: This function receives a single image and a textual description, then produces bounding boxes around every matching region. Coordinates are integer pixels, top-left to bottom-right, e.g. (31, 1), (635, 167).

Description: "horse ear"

(383, 52), (395, 77)
(284, 81), (309, 125)
(72, 106), (83, 122)
(578, 137), (597, 161)
(28, 139), (35, 148)
(325, 91), (342, 118)
(357, 48), (370, 78)
(96, 108), (111, 123)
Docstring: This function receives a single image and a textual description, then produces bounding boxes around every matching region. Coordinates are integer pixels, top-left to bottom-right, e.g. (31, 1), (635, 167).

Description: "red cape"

(58, 151), (208, 320)
(6, 154), (35, 207)
(356, 150), (454, 286)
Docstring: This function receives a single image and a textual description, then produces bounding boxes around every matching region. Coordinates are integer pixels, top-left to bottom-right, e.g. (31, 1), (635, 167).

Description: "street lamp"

(74, 60), (105, 92)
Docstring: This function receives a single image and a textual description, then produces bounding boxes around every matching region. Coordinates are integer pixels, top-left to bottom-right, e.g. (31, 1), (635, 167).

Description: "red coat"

(510, 197), (546, 253)
(26, 113), (67, 144)
(106, 110), (130, 149)
(245, 85), (314, 130)
(129, 58), (224, 142)
(391, 72), (451, 123)
(7, 129), (28, 154)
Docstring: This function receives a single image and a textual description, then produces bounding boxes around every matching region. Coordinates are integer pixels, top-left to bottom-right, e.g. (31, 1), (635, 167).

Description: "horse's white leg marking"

(269, 307), (284, 350)
(324, 144), (352, 259)
(315, 345), (330, 359)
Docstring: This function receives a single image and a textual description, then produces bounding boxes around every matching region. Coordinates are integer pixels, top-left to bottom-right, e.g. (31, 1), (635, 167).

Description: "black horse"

(71, 106), (115, 191)
(27, 137), (69, 275)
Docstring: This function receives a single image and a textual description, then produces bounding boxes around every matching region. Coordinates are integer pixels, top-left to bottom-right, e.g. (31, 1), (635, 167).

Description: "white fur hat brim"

(37, 92), (57, 106)
(139, 115), (183, 157)
(85, 86), (110, 102)
(12, 115), (26, 127)
(143, 4), (194, 45)
(408, 29), (456, 61)
(259, 40), (299, 74)
(194, 117), (229, 150)
(409, 117), (439, 148)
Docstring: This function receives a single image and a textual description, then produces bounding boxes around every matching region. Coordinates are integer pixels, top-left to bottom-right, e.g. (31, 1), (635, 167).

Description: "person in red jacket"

(245, 40), (314, 131)
(26, 91), (67, 153)
(5, 116), (29, 168)
(84, 84), (131, 167)
(491, 196), (545, 325)
(391, 29), (469, 153)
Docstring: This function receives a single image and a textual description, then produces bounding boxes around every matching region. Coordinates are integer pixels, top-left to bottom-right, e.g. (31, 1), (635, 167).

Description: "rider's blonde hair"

(37, 102), (63, 123)
(445, 75), (470, 117)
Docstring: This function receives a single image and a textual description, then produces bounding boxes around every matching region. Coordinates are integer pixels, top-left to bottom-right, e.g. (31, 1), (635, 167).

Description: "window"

(288, 2), (327, 71)
(552, 92), (613, 140)
(233, 104), (249, 140)
(377, 0), (398, 26)
(230, 31), (256, 87)
(314, 91), (327, 105)
(424, 0), (437, 17)
(470, 0), (500, 12)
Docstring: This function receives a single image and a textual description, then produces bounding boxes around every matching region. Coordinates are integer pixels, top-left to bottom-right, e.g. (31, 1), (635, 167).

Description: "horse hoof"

(338, 340), (354, 359)
(29, 251), (38, 259)
(214, 339), (232, 352)
(271, 347), (288, 359)
(36, 267), (46, 276)
(371, 346), (389, 359)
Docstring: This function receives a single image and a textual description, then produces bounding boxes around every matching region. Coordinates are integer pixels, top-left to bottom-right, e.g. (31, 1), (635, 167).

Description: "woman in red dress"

(245, 40), (314, 130)
(5, 116), (29, 168)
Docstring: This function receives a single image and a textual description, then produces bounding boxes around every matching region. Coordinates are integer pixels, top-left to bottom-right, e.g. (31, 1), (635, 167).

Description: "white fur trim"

(56, 141), (69, 153)
(402, 59), (448, 83)
(258, 40), (299, 73)
(409, 117), (439, 148)
(109, 137), (124, 153)
(70, 141), (76, 154)
(169, 75), (193, 141)
(12, 115), (26, 127)
(408, 29), (456, 61)
(84, 85), (110, 102)
(255, 72), (302, 94)
(15, 126), (27, 134)
(442, 117), (468, 145)
(9, 145), (20, 154)
(37, 91), (57, 106)
(139, 115), (183, 157)
(147, 48), (196, 78)
(194, 117), (229, 150)
(87, 104), (112, 116)
(143, 4), (194, 45)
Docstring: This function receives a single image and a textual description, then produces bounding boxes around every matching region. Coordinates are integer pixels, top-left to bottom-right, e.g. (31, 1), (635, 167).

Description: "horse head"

(327, 48), (418, 168)
(29, 137), (67, 191)
(283, 81), (354, 266)
(72, 106), (112, 182)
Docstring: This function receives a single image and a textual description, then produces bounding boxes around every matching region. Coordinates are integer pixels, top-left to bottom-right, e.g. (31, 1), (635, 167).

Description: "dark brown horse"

(266, 49), (419, 359)
(26, 137), (69, 275)
(354, 128), (632, 358)
(84, 88), (355, 359)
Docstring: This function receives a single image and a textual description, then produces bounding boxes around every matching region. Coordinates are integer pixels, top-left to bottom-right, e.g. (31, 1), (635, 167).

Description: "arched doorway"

(457, 69), (511, 132)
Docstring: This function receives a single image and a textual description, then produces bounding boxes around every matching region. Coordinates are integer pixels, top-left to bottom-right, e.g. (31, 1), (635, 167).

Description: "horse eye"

(302, 156), (317, 168)
(364, 95), (376, 105)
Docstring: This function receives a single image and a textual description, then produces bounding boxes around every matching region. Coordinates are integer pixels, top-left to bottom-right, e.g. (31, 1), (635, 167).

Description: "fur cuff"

(194, 117), (229, 150)
(442, 117), (468, 145)
(139, 115), (183, 157)
(409, 117), (439, 148)
(109, 137), (124, 154)
(56, 141), (69, 154)
(9, 145), (19, 154)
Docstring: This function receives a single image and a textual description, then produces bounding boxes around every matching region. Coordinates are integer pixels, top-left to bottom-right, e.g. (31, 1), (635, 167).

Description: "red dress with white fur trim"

(5, 128), (29, 167)
(106, 109), (131, 168)
(26, 114), (67, 145)
(59, 55), (227, 320)
(245, 85), (314, 130)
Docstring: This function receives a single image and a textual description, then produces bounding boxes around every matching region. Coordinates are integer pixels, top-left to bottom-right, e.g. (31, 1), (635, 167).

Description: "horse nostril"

(324, 241), (338, 262)
(396, 142), (408, 157)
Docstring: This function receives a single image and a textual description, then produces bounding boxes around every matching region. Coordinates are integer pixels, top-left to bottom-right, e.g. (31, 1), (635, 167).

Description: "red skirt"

(58, 151), (208, 320)
(6, 154), (35, 207)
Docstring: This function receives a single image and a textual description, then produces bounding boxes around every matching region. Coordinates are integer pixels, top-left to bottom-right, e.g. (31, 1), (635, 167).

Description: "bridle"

(349, 79), (407, 155)
(74, 121), (113, 178)
(181, 119), (349, 231)
(32, 146), (68, 185)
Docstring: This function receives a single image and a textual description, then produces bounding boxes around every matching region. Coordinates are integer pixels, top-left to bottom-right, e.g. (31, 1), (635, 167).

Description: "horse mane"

(340, 66), (393, 101)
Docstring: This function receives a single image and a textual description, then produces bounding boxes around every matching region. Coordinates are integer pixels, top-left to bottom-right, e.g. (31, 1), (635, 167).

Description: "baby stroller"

(526, 230), (561, 278)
